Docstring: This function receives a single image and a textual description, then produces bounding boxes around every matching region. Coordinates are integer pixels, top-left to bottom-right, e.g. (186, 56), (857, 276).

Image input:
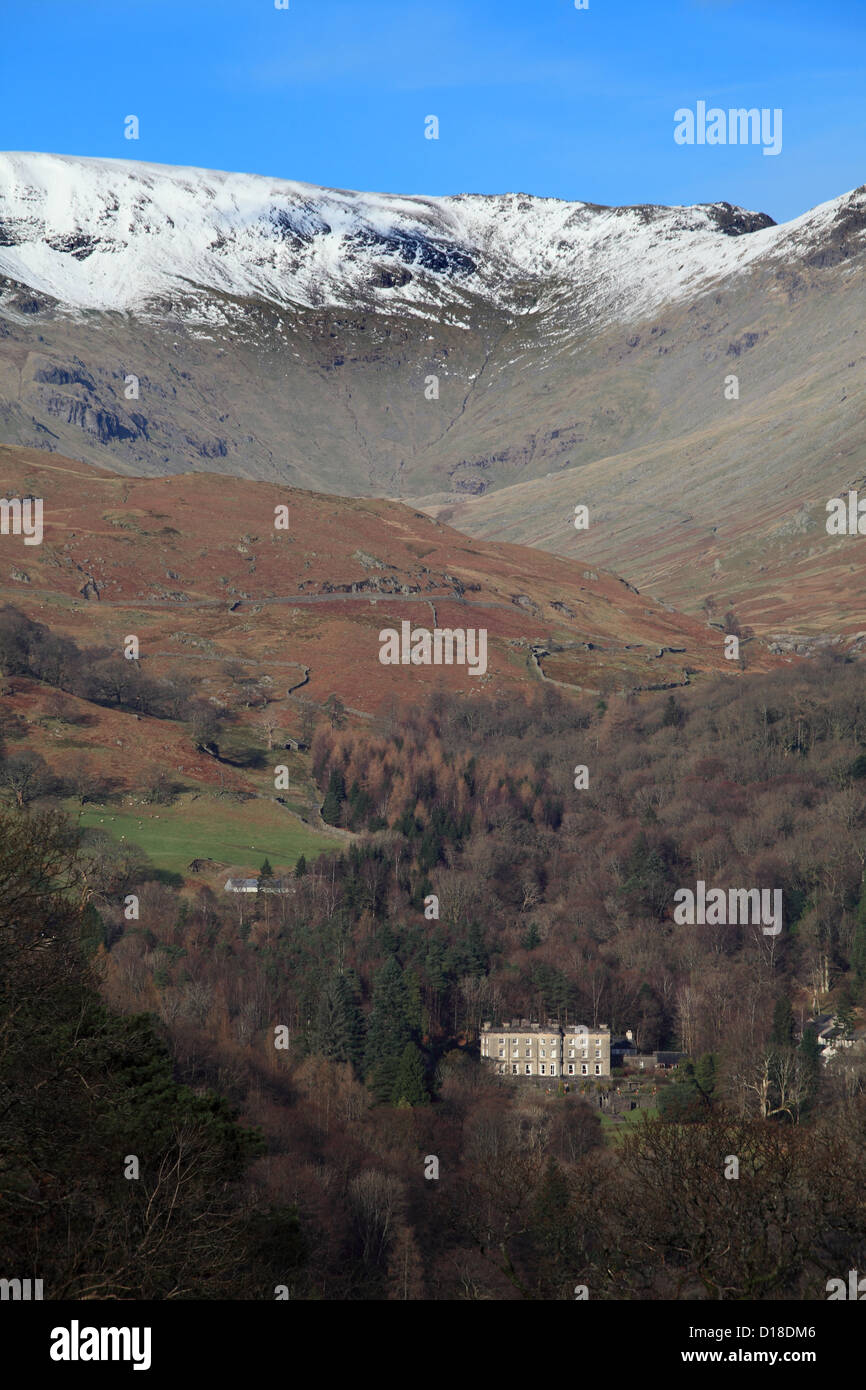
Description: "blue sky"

(2, 0), (864, 222)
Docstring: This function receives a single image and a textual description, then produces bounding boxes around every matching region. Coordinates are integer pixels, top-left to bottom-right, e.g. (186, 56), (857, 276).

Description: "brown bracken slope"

(0, 444), (787, 710)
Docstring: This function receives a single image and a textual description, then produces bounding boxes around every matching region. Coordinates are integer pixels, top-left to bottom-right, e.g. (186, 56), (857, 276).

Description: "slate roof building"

(224, 876), (294, 893)
(480, 1021), (611, 1078)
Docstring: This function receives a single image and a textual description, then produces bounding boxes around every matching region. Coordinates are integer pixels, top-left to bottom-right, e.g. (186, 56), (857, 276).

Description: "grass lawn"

(69, 794), (339, 876)
(600, 1106), (657, 1145)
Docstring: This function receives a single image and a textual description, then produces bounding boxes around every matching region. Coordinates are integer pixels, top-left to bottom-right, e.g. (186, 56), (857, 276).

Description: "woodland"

(2, 631), (866, 1299)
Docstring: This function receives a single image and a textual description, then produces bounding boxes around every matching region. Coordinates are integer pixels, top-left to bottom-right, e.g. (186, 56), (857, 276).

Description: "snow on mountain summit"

(0, 151), (856, 326)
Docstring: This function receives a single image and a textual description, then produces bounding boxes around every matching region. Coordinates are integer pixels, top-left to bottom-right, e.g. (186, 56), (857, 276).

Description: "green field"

(600, 1105), (657, 1144)
(70, 795), (339, 875)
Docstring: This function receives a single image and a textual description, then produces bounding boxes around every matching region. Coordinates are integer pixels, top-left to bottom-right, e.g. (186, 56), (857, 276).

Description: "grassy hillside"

(70, 794), (335, 877)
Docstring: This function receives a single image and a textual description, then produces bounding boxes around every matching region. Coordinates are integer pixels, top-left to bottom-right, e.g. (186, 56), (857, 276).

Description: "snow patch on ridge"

(0, 151), (854, 327)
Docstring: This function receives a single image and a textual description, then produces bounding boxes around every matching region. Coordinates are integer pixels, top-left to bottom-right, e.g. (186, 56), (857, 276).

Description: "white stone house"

(224, 876), (295, 894)
(480, 1021), (612, 1078)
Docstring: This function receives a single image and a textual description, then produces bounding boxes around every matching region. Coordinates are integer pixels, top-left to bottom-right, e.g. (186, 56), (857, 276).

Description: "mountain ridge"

(1, 154), (865, 650)
(0, 150), (838, 330)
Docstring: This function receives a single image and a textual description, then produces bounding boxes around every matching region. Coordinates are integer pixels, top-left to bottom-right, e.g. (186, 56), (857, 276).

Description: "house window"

(512, 1065), (518, 1074)
(568, 1049), (575, 1058)
(540, 1065), (546, 1075)
(525, 1064), (532, 1075)
(540, 1049), (546, 1058)
(581, 1064), (588, 1075)
(595, 1065), (601, 1075)
(498, 1037), (505, 1046)
(550, 1065), (556, 1076)
(567, 1064), (575, 1075)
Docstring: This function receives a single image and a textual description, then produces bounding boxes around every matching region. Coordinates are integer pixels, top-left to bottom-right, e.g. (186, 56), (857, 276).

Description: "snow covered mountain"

(1, 152), (865, 647)
(0, 149), (849, 329)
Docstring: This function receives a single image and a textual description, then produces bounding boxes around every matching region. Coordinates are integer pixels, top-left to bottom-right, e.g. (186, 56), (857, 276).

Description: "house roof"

(482, 1022), (609, 1035)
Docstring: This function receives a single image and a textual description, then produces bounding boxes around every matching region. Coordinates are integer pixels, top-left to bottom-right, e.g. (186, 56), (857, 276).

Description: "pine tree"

(0, 808), (269, 1298)
(425, 936), (448, 996)
(392, 1042), (429, 1106)
(694, 1052), (717, 1106)
(370, 1053), (400, 1105)
(770, 995), (795, 1048)
(331, 974), (365, 1074)
(463, 920), (489, 977)
(260, 857), (273, 879)
(294, 854), (307, 878)
(364, 958), (413, 1086)
(403, 968), (423, 1036)
(530, 1158), (574, 1274)
(799, 1026), (822, 1111)
(636, 982), (665, 1050)
(347, 780), (371, 829)
(313, 973), (365, 1074)
(835, 986), (856, 1037)
(520, 921), (541, 951)
(620, 832), (675, 919)
(418, 828), (442, 873)
(321, 767), (346, 825)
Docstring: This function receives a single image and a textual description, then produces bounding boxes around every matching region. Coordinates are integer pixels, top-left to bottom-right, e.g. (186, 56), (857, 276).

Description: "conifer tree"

(694, 1052), (717, 1106)
(365, 957), (413, 1092)
(771, 995), (795, 1048)
(321, 767), (346, 825)
(834, 986), (856, 1037)
(521, 921), (541, 951)
(371, 1053), (400, 1106)
(392, 1042), (429, 1106)
(0, 808), (273, 1298)
(530, 1158), (574, 1274)
(798, 1026), (822, 1111)
(316, 973), (365, 1075)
